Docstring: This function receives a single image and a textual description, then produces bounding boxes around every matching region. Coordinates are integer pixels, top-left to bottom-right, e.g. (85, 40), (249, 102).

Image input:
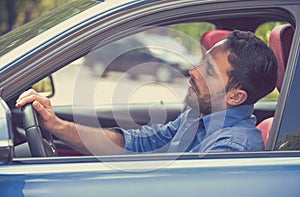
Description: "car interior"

(257, 24), (294, 147)
(10, 12), (295, 158)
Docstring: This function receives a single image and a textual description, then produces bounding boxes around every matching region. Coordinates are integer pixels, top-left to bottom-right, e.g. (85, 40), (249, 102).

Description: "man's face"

(185, 43), (232, 115)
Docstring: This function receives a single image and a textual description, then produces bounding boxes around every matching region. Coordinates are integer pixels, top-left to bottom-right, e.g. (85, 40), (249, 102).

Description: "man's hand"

(16, 89), (125, 155)
(15, 89), (60, 132)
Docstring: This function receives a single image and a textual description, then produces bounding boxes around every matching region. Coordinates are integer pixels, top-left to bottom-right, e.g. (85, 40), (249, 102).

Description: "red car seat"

(256, 24), (294, 148)
(200, 29), (231, 53)
(269, 24), (294, 92)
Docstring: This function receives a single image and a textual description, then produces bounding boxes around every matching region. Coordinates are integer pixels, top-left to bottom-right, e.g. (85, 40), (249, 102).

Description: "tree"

(0, 0), (16, 35)
(278, 130), (300, 150)
(0, 0), (72, 35)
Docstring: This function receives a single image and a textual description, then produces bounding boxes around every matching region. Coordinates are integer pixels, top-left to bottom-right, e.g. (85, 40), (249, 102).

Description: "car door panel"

(4, 154), (300, 197)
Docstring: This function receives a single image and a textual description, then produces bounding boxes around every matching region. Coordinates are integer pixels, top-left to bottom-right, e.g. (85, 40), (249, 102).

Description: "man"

(16, 30), (278, 155)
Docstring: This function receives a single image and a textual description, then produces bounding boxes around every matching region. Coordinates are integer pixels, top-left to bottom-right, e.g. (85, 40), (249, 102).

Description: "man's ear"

(226, 89), (248, 106)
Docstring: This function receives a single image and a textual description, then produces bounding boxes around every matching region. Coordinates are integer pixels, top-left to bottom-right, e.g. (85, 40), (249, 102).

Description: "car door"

(1, 0), (300, 196)
(2, 0), (293, 153)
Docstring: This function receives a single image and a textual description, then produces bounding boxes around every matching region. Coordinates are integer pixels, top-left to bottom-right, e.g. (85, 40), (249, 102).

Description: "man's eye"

(206, 61), (215, 76)
(207, 68), (214, 76)
(206, 64), (215, 76)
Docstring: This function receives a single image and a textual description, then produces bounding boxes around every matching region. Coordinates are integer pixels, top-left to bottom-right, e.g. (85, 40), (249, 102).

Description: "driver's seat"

(256, 24), (294, 148)
(200, 29), (231, 54)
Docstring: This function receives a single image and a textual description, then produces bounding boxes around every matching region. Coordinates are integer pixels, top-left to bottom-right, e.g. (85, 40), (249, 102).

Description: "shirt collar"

(202, 104), (254, 136)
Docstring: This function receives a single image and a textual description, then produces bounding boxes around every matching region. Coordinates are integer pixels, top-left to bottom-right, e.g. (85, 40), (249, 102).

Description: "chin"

(185, 99), (200, 112)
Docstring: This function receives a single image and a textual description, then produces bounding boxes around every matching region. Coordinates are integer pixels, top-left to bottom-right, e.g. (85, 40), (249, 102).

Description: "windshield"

(0, 0), (99, 57)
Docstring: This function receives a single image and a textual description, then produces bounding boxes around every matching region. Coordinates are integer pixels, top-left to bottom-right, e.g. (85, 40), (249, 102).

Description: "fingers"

(16, 89), (57, 132)
(16, 88), (39, 101)
(32, 100), (52, 121)
(15, 89), (51, 108)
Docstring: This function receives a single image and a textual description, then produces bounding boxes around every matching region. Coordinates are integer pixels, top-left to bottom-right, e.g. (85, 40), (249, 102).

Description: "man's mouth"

(188, 86), (196, 95)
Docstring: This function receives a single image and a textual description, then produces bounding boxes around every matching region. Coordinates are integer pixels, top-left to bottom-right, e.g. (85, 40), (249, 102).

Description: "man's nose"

(189, 65), (201, 80)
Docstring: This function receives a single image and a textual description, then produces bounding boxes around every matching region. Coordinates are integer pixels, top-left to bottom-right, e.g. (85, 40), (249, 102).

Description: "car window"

(49, 21), (285, 106)
(276, 60), (300, 151)
(0, 0), (98, 57)
(50, 23), (214, 106)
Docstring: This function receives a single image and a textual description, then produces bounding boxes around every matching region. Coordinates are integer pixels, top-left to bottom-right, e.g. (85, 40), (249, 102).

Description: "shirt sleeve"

(202, 127), (264, 152)
(206, 139), (247, 152)
(111, 112), (185, 153)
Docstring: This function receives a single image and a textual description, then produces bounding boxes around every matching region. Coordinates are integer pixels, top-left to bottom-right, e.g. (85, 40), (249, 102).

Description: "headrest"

(200, 30), (231, 53)
(269, 24), (294, 92)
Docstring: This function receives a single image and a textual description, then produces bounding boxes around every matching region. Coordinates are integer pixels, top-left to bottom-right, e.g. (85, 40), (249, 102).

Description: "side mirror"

(0, 98), (13, 164)
(32, 76), (55, 98)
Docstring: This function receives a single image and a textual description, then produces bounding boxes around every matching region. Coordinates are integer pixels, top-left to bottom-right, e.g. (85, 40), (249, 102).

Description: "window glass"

(50, 23), (214, 106)
(255, 22), (286, 43)
(276, 48), (299, 151)
(49, 21), (287, 107)
(50, 21), (286, 107)
(0, 0), (98, 57)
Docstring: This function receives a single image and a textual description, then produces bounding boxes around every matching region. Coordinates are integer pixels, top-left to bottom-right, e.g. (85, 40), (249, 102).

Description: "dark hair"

(224, 30), (278, 104)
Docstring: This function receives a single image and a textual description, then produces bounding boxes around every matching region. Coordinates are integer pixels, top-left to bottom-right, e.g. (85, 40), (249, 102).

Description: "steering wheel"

(21, 103), (57, 157)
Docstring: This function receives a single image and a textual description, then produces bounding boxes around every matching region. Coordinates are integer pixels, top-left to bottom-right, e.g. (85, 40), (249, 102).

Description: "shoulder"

(219, 126), (265, 151)
(202, 125), (264, 152)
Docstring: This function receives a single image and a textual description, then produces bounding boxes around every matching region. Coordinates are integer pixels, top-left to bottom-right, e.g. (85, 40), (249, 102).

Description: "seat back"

(200, 30), (231, 53)
(256, 117), (274, 147)
(257, 24), (294, 147)
(269, 24), (294, 92)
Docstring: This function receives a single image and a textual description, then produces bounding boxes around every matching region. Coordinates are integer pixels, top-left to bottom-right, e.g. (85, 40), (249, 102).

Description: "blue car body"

(1, 153), (300, 196)
(0, 0), (300, 196)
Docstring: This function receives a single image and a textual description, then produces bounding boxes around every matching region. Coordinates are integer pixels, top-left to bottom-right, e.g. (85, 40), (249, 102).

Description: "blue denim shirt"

(113, 105), (264, 153)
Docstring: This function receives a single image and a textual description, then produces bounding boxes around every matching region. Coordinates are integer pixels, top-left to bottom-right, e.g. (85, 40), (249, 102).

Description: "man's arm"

(16, 89), (125, 155)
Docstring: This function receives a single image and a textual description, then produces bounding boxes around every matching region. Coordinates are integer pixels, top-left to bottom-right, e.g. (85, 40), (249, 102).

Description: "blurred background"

(0, 0), (72, 35)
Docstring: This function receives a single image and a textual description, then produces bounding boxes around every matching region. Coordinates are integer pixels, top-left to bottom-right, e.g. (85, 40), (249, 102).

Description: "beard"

(185, 90), (226, 115)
